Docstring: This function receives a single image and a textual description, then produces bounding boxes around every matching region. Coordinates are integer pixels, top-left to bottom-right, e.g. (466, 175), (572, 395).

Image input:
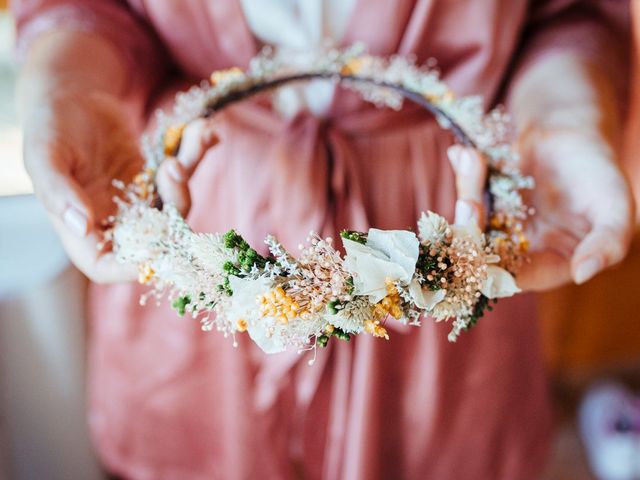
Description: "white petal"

(366, 229), (420, 282)
(408, 279), (446, 310)
(343, 238), (406, 302)
(226, 276), (269, 326)
(451, 223), (484, 249)
(227, 276), (288, 354)
(480, 266), (521, 299)
(247, 322), (288, 354)
(417, 211), (449, 244)
(323, 313), (365, 334)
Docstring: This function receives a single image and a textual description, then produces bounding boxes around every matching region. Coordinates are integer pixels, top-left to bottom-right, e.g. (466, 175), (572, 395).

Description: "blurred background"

(1, 2), (640, 480)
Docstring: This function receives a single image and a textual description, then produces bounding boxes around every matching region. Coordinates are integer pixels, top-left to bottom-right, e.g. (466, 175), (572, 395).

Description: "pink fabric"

(12, 0), (629, 478)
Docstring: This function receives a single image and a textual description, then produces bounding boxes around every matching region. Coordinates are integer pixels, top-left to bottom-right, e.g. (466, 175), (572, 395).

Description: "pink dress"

(13, 1), (629, 478)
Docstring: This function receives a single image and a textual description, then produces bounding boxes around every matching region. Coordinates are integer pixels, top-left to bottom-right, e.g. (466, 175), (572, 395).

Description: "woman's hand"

(19, 31), (217, 284)
(507, 53), (635, 291)
(23, 90), (141, 283)
(22, 90), (216, 283)
(447, 130), (634, 293)
(516, 127), (634, 290)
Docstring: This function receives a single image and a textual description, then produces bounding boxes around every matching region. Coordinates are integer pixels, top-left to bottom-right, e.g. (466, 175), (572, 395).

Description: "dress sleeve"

(11, 0), (167, 96)
(514, 1), (630, 96)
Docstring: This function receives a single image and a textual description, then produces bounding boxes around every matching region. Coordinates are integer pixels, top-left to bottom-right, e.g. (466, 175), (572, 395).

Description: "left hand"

(516, 127), (635, 290)
(448, 130), (635, 292)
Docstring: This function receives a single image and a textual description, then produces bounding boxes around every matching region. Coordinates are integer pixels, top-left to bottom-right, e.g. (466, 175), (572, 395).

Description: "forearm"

(509, 52), (622, 151)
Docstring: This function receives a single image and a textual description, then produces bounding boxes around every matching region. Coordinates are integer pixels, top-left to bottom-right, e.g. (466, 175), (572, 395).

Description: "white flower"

(151, 254), (200, 293)
(323, 297), (371, 334)
(188, 232), (234, 274)
(343, 229), (420, 303)
(481, 265), (520, 299)
(227, 276), (287, 354)
(451, 222), (520, 299)
(451, 222), (484, 250)
(408, 280), (446, 310)
(113, 205), (170, 263)
(418, 211), (450, 244)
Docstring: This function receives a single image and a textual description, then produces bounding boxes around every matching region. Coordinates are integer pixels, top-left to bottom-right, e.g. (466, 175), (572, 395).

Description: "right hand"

(23, 90), (217, 283)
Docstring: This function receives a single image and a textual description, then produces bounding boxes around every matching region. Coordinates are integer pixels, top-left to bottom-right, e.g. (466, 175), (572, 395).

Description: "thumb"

(448, 145), (487, 228)
(176, 118), (219, 175)
(156, 119), (219, 216)
(25, 143), (94, 237)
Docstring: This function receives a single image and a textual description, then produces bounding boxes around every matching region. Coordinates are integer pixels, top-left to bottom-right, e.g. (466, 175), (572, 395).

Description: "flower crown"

(106, 45), (533, 359)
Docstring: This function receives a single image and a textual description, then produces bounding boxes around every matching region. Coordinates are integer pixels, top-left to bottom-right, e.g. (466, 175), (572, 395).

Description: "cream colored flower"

(113, 205), (170, 263)
(408, 280), (446, 310)
(451, 221), (520, 299)
(480, 265), (520, 299)
(343, 229), (420, 303)
(227, 276), (287, 354)
(418, 211), (450, 244)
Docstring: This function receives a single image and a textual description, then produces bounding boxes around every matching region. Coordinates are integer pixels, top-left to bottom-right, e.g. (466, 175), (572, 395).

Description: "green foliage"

(219, 230), (276, 296)
(326, 299), (342, 315)
(340, 230), (367, 245)
(331, 327), (351, 341)
(217, 277), (233, 296)
(171, 295), (191, 316)
(465, 296), (497, 330)
(416, 248), (448, 291)
(317, 326), (351, 348)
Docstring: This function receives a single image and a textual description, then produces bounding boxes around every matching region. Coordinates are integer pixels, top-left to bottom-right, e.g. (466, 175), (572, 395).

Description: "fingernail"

(455, 200), (475, 225)
(167, 160), (185, 182)
(63, 206), (88, 237)
(575, 256), (603, 284)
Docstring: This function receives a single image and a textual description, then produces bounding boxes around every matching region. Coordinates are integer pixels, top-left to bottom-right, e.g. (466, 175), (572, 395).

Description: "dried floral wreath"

(105, 45), (533, 358)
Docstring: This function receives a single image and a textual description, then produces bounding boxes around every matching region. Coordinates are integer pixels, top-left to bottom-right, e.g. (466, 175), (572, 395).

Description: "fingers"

(49, 214), (138, 283)
(571, 225), (632, 284)
(176, 118), (219, 175)
(448, 145), (488, 228)
(156, 119), (219, 216)
(516, 250), (572, 292)
(25, 143), (95, 236)
(156, 157), (192, 216)
(571, 173), (634, 285)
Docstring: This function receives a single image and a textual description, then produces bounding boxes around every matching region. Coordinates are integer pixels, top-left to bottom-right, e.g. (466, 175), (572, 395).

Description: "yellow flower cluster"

(364, 319), (389, 340)
(209, 67), (243, 86)
(236, 319), (248, 333)
(163, 124), (185, 156)
(132, 167), (155, 199)
(490, 213), (529, 258)
(138, 264), (155, 284)
(340, 57), (366, 76)
(259, 287), (301, 325)
(373, 280), (404, 320)
(423, 90), (455, 104)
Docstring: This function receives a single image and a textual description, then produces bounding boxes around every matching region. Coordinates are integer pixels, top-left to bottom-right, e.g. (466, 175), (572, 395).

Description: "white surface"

(0, 195), (68, 298)
(0, 194), (105, 479)
(0, 13), (32, 197)
(0, 266), (105, 480)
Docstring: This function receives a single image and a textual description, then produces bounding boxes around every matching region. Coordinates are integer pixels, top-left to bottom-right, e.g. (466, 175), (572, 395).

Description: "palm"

(518, 129), (633, 290)
(46, 93), (143, 226)
(22, 91), (144, 282)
